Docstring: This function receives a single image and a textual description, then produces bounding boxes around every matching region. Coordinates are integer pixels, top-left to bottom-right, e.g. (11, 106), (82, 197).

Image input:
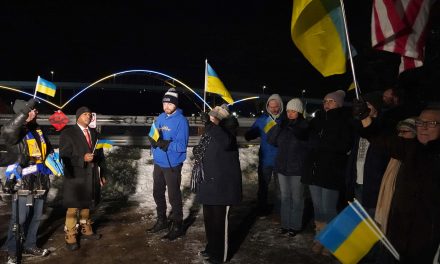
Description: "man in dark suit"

(59, 106), (106, 251)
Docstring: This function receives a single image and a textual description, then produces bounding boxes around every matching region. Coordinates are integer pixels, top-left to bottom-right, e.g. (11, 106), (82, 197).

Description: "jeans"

(278, 174), (304, 230)
(6, 196), (45, 254)
(257, 165), (277, 208)
(153, 164), (183, 222)
(309, 185), (339, 223)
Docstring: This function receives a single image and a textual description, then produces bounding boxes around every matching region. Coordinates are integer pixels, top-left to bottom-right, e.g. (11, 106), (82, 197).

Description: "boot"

(311, 221), (324, 254)
(80, 219), (102, 240)
(65, 225), (79, 251)
(146, 216), (169, 233)
(163, 220), (184, 241)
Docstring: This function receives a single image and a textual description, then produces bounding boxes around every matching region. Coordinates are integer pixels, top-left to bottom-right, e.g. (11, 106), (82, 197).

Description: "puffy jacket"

(267, 117), (309, 176)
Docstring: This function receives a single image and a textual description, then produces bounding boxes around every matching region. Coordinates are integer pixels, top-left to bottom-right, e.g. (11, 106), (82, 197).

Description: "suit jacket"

(60, 125), (105, 208)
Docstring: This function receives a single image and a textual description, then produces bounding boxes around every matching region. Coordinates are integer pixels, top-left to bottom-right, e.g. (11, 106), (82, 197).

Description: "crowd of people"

(0, 86), (439, 264)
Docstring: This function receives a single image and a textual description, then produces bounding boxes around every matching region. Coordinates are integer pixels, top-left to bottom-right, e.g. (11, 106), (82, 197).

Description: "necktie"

(83, 128), (92, 149)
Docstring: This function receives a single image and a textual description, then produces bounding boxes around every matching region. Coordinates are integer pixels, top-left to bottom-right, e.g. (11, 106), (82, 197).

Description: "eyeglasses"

(323, 99), (336, 104)
(415, 120), (440, 128)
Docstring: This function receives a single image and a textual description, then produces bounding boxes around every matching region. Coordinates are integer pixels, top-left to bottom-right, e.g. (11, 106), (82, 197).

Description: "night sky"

(0, 1), (439, 115)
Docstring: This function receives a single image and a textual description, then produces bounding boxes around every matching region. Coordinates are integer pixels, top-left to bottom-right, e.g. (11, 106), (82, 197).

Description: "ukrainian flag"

(36, 76), (57, 97)
(263, 116), (277, 134)
(148, 123), (160, 142)
(317, 201), (382, 264)
(291, 0), (347, 77)
(206, 63), (234, 104)
(95, 139), (114, 149)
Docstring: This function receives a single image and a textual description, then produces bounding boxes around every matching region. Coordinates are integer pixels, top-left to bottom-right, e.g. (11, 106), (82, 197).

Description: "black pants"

(153, 164), (183, 222)
(203, 205), (230, 262)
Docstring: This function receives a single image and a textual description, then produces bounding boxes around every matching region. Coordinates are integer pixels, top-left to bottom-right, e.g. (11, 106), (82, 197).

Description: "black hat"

(75, 106), (91, 120)
(162, 88), (178, 106)
(12, 100), (27, 114)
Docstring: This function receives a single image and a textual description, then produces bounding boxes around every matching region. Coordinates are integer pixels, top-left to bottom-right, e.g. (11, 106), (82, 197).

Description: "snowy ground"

(0, 146), (338, 264)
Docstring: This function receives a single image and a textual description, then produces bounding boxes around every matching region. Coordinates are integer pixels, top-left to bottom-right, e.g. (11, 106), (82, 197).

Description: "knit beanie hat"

(76, 106), (91, 120)
(162, 88), (179, 106)
(209, 104), (230, 121)
(397, 117), (416, 134)
(324, 90), (346, 107)
(286, 98), (303, 113)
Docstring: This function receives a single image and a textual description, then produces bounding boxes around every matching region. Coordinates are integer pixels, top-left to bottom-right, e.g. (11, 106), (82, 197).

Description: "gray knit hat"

(286, 98), (303, 113)
(397, 118), (416, 134)
(324, 90), (346, 107)
(76, 106), (92, 120)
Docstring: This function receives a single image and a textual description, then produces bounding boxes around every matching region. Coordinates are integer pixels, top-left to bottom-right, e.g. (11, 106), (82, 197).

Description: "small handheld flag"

(317, 200), (399, 263)
(148, 123), (160, 142)
(35, 76), (57, 97)
(263, 116), (276, 133)
(94, 139), (114, 150)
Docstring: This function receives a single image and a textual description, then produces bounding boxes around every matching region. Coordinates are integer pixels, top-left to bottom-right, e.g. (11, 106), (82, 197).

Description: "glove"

(22, 98), (38, 114)
(200, 112), (211, 125)
(147, 136), (158, 148)
(352, 98), (370, 120)
(156, 139), (171, 151)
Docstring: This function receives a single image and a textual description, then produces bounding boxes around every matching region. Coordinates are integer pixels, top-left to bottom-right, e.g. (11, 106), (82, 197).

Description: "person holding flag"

(146, 88), (189, 241)
(1, 98), (52, 263)
(59, 106), (106, 251)
(245, 94), (284, 215)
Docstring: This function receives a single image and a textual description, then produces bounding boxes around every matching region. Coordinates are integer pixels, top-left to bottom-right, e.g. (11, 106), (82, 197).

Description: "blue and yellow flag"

(36, 76), (57, 97)
(148, 123), (160, 142)
(263, 116), (277, 134)
(95, 139), (114, 149)
(316, 201), (382, 264)
(291, 0), (347, 77)
(206, 63), (234, 104)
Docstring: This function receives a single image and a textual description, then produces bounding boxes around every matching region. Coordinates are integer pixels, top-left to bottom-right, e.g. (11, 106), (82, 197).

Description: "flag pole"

(339, 0), (361, 99)
(350, 200), (400, 260)
(92, 140), (98, 154)
(203, 59), (208, 112)
(33, 76), (40, 99)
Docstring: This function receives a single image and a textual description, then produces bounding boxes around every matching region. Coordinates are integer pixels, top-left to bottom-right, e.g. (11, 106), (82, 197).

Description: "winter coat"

(385, 137), (440, 262)
(60, 125), (106, 208)
(345, 120), (390, 208)
(0, 112), (52, 191)
(244, 94), (284, 168)
(302, 108), (353, 190)
(151, 108), (189, 168)
(267, 117), (309, 176)
(196, 116), (242, 205)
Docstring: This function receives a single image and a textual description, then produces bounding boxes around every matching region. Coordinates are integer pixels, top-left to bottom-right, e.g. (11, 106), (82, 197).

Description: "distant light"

(232, 112), (238, 117)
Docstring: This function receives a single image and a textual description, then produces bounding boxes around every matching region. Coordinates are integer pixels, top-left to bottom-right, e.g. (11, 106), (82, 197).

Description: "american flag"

(371, 0), (436, 73)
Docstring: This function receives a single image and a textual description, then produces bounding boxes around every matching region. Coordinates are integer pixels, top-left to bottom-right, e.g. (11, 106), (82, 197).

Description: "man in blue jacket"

(147, 88), (189, 241)
(245, 94), (284, 215)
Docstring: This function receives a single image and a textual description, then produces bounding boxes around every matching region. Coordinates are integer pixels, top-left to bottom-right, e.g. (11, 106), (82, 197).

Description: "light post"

(262, 85), (266, 95)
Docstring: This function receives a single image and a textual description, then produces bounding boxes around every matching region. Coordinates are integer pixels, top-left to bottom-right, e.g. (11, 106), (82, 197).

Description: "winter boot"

(311, 221), (324, 254)
(163, 220), (184, 241)
(80, 219), (102, 240)
(64, 225), (79, 251)
(146, 216), (169, 233)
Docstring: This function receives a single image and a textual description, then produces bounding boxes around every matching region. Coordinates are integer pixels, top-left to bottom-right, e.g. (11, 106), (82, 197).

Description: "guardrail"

(0, 114), (260, 147)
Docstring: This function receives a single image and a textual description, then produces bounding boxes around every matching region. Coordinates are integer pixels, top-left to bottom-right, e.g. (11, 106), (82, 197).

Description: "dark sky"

(0, 1), (438, 114)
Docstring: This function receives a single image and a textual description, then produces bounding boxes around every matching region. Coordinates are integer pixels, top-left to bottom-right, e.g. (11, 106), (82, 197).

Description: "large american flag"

(371, 0), (436, 73)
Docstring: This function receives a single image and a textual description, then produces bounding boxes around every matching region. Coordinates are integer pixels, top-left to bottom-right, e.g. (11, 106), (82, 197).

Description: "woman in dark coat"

(267, 98), (308, 236)
(302, 90), (353, 255)
(193, 105), (242, 264)
(59, 106), (106, 251)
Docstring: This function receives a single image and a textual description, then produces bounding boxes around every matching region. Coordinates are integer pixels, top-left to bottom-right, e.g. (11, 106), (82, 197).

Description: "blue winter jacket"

(245, 113), (282, 167)
(152, 109), (189, 168)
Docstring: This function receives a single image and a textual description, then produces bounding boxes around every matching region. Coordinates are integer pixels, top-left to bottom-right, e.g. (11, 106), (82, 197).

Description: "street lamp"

(262, 85), (266, 94)
(50, 70), (54, 81)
